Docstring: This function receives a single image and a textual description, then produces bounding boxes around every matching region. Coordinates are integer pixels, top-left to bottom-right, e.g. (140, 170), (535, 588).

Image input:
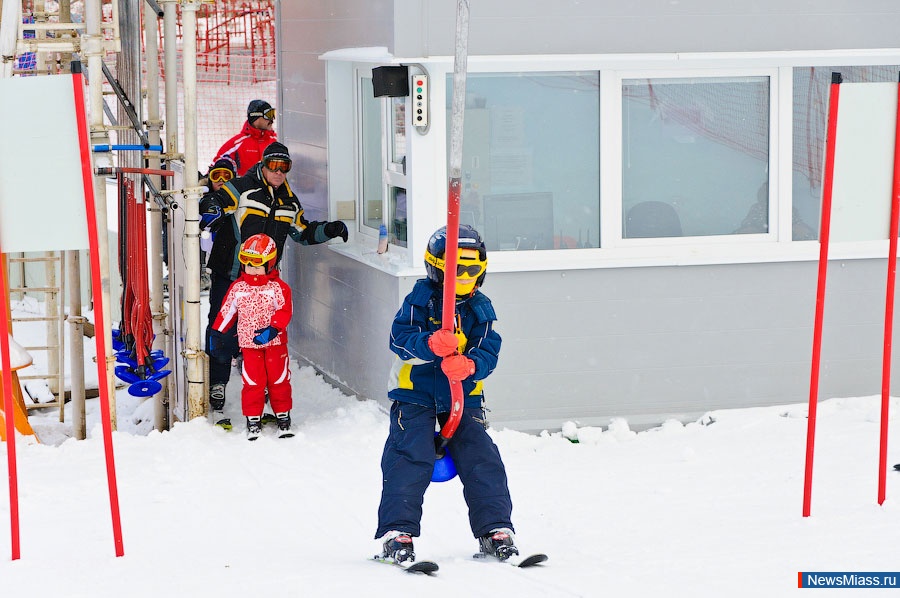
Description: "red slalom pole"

(0, 248), (22, 560)
(438, 0), (470, 444)
(71, 64), (125, 556)
(803, 72), (842, 517)
(877, 72), (900, 506)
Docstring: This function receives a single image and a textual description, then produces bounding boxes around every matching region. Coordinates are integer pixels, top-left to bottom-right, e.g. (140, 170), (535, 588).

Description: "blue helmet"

(424, 224), (488, 297)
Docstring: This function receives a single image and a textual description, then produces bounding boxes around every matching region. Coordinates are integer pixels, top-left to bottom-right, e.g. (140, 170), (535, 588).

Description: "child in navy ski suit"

(375, 225), (518, 564)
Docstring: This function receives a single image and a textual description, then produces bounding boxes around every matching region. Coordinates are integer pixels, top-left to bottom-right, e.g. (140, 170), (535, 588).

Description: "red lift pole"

(438, 0), (471, 444)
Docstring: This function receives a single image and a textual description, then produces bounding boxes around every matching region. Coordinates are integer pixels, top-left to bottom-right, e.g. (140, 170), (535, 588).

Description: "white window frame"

(354, 65), (409, 244)
(606, 67), (781, 249)
(323, 49), (900, 274)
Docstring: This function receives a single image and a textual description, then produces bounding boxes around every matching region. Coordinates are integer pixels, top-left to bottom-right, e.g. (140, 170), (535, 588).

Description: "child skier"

(375, 224), (517, 563)
(211, 233), (294, 440)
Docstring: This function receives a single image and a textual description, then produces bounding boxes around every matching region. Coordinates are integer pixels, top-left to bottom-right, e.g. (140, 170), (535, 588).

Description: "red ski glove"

(441, 354), (475, 381)
(428, 329), (458, 357)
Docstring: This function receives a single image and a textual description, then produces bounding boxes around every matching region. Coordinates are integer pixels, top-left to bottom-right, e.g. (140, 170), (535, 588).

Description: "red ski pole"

(438, 0), (471, 444)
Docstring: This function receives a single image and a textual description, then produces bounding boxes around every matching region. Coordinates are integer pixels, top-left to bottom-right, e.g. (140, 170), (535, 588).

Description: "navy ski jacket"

(387, 278), (501, 412)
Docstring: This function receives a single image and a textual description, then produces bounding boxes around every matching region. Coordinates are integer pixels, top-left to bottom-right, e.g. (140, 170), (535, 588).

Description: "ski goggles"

(208, 167), (234, 183)
(425, 251), (487, 277)
(263, 158), (292, 173)
(456, 263), (484, 277)
(238, 252), (268, 267)
(250, 108), (276, 121)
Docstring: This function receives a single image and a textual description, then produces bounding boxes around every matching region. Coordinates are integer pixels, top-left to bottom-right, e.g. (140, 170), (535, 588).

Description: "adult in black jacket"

(199, 142), (348, 416)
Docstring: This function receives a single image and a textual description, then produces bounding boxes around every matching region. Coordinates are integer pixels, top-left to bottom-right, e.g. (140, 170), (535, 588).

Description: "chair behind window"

(624, 201), (683, 238)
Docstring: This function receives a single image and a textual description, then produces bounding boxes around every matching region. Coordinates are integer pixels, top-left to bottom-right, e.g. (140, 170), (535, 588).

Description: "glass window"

(390, 186), (407, 247)
(390, 97), (406, 172)
(360, 77), (384, 230)
(622, 76), (770, 239)
(447, 72), (600, 250)
(792, 66), (900, 241)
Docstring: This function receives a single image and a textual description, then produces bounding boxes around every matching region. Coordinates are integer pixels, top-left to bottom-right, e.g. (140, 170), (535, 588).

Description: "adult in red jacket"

(214, 99), (278, 176)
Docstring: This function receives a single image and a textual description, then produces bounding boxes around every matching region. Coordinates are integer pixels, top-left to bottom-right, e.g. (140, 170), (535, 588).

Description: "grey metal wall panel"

(279, 109), (327, 151)
(394, 0), (900, 57)
(279, 52), (325, 91)
(284, 247), (404, 403)
(286, 254), (900, 432)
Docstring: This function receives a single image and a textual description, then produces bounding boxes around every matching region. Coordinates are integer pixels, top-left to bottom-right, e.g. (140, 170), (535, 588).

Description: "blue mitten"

(253, 326), (280, 345)
(207, 329), (223, 353)
(200, 203), (222, 230)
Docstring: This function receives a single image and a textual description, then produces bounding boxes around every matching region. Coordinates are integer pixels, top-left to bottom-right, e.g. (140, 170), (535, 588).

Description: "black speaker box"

(373, 66), (409, 97)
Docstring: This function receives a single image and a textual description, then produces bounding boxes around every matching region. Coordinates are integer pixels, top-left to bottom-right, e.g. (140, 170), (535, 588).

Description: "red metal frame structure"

(149, 0), (275, 85)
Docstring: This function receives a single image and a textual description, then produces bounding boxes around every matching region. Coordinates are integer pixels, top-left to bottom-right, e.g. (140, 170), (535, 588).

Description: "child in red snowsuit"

(212, 233), (294, 440)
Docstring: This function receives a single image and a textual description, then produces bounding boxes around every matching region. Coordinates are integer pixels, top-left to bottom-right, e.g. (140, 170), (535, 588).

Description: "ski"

(372, 556), (439, 575)
(473, 552), (548, 568)
(211, 414), (232, 431)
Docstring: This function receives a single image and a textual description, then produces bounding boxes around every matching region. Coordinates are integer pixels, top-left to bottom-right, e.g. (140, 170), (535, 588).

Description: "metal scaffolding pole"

(84, 0), (117, 430)
(144, 0), (168, 432)
(181, 0), (205, 420)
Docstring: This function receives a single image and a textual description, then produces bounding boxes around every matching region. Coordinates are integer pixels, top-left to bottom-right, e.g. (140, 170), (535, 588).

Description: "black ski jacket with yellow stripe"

(201, 163), (329, 280)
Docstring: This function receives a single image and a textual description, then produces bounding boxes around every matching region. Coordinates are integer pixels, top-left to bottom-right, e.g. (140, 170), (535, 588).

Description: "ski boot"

(209, 383), (231, 429)
(246, 416), (262, 441)
(276, 411), (294, 439)
(478, 528), (519, 561)
(209, 383), (226, 412)
(380, 531), (415, 564)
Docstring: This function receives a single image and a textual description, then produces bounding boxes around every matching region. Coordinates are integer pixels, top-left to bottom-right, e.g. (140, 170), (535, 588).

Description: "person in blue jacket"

(375, 224), (518, 564)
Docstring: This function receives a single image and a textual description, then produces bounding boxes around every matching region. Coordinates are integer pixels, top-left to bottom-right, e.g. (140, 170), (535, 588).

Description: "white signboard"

(0, 75), (90, 251)
(830, 82), (898, 242)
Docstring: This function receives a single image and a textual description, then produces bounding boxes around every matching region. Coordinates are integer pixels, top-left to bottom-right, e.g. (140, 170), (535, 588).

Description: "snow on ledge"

(2, 334), (33, 370)
(318, 46), (396, 63)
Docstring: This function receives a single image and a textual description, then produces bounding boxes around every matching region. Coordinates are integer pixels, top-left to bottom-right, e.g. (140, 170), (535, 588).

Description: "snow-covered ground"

(3, 299), (900, 597)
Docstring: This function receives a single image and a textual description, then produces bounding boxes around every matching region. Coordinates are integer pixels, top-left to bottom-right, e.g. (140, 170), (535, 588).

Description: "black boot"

(478, 528), (519, 561)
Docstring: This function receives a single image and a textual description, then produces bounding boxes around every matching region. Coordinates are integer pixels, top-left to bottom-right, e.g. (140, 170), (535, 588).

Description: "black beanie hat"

(247, 99), (273, 121)
(262, 142), (291, 162)
(209, 155), (237, 175)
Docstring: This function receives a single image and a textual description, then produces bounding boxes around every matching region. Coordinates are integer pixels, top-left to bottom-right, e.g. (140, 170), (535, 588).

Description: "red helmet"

(238, 234), (277, 272)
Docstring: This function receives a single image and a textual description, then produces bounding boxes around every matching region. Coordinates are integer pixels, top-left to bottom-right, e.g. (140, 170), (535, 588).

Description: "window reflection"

(792, 66), (900, 241)
(448, 72), (600, 250)
(361, 77), (384, 229)
(622, 76), (770, 239)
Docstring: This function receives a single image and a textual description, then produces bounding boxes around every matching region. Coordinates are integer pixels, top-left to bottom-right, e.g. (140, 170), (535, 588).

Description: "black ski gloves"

(324, 220), (349, 242)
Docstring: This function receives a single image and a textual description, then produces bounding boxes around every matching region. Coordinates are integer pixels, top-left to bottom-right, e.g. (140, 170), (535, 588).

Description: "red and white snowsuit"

(214, 121), (278, 176)
(212, 269), (292, 417)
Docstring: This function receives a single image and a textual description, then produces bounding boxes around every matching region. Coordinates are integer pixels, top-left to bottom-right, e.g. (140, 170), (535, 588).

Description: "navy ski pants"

(206, 271), (239, 386)
(375, 401), (514, 539)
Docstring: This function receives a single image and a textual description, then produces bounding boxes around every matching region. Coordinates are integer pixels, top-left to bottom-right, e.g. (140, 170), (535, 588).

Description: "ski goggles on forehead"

(263, 158), (292, 173)
(208, 167), (234, 183)
(238, 253), (267, 267)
